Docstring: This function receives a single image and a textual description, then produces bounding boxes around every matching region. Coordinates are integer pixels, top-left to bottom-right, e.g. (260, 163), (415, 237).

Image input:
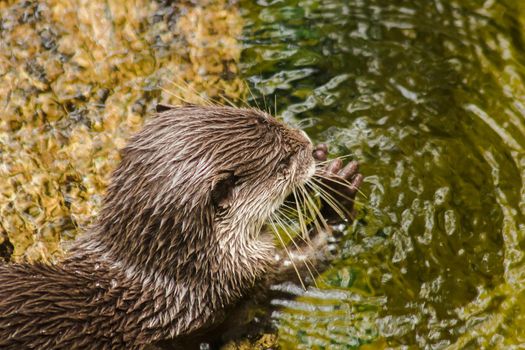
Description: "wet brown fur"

(0, 105), (314, 349)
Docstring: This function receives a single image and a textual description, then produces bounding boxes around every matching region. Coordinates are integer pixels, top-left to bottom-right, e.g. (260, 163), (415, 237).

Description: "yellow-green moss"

(0, 0), (245, 262)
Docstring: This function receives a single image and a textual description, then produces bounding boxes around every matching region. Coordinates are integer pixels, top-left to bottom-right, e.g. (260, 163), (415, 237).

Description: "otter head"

(90, 105), (314, 283)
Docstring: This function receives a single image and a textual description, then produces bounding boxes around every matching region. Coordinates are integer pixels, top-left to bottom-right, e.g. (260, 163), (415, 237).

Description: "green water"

(241, 0), (525, 349)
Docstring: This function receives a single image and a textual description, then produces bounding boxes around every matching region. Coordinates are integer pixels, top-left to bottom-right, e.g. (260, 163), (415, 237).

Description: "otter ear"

(156, 104), (175, 113)
(210, 172), (238, 209)
(156, 103), (198, 113)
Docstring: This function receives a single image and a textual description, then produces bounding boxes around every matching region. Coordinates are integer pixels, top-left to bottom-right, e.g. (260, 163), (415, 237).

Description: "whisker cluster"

(268, 157), (367, 290)
(159, 78), (284, 121)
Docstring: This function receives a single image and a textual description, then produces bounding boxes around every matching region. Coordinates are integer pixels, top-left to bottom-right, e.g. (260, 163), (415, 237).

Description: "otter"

(0, 105), (362, 349)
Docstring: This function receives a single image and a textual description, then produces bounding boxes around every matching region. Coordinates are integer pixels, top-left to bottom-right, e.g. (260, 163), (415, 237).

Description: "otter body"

(0, 106), (316, 349)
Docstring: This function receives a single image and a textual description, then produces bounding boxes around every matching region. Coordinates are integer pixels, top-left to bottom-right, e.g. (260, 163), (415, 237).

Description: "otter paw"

(312, 144), (363, 224)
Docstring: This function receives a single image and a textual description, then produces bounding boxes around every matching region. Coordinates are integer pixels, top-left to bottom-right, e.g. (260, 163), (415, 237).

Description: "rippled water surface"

(241, 0), (525, 348)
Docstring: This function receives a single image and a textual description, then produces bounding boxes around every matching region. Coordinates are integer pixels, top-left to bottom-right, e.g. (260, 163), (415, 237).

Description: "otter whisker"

(274, 93), (278, 117)
(244, 80), (262, 112)
(158, 86), (191, 104)
(274, 207), (322, 264)
(291, 187), (322, 273)
(274, 211), (315, 255)
(275, 206), (304, 228)
(280, 203), (299, 214)
(179, 79), (250, 109)
(262, 91), (270, 115)
(276, 202), (325, 244)
(310, 177), (369, 207)
(296, 184), (324, 240)
(177, 79), (216, 105)
(313, 172), (357, 188)
(292, 187), (309, 240)
(274, 209), (323, 280)
(294, 187), (331, 282)
(313, 172), (368, 199)
(161, 78), (216, 106)
(275, 203), (308, 230)
(272, 213), (319, 287)
(292, 186), (323, 240)
(305, 181), (351, 220)
(275, 203), (316, 249)
(275, 206), (296, 221)
(314, 154), (355, 166)
(282, 188), (329, 284)
(279, 202), (303, 215)
(218, 93), (239, 109)
(269, 216), (306, 290)
(283, 200), (307, 238)
(309, 180), (360, 217)
(297, 184), (331, 236)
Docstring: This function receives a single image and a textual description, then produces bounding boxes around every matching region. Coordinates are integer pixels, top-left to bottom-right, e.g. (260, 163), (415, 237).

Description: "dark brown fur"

(0, 106), (314, 349)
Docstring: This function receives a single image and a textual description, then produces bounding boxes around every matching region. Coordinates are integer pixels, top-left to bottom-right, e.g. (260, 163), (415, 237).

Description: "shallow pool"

(241, 0), (525, 348)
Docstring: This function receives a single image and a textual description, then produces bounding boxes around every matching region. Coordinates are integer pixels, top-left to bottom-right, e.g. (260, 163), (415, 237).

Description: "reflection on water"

(241, 0), (525, 348)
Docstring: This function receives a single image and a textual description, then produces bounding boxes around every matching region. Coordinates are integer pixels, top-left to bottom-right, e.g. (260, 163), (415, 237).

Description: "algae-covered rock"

(0, 0), (245, 262)
(222, 334), (279, 350)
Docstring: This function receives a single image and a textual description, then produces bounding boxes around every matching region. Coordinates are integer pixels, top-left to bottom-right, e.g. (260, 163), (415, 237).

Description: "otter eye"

(277, 154), (293, 172)
(211, 172), (238, 208)
(255, 115), (269, 125)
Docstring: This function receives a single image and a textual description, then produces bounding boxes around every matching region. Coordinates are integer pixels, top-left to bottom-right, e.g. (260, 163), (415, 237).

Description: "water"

(241, 0), (525, 348)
